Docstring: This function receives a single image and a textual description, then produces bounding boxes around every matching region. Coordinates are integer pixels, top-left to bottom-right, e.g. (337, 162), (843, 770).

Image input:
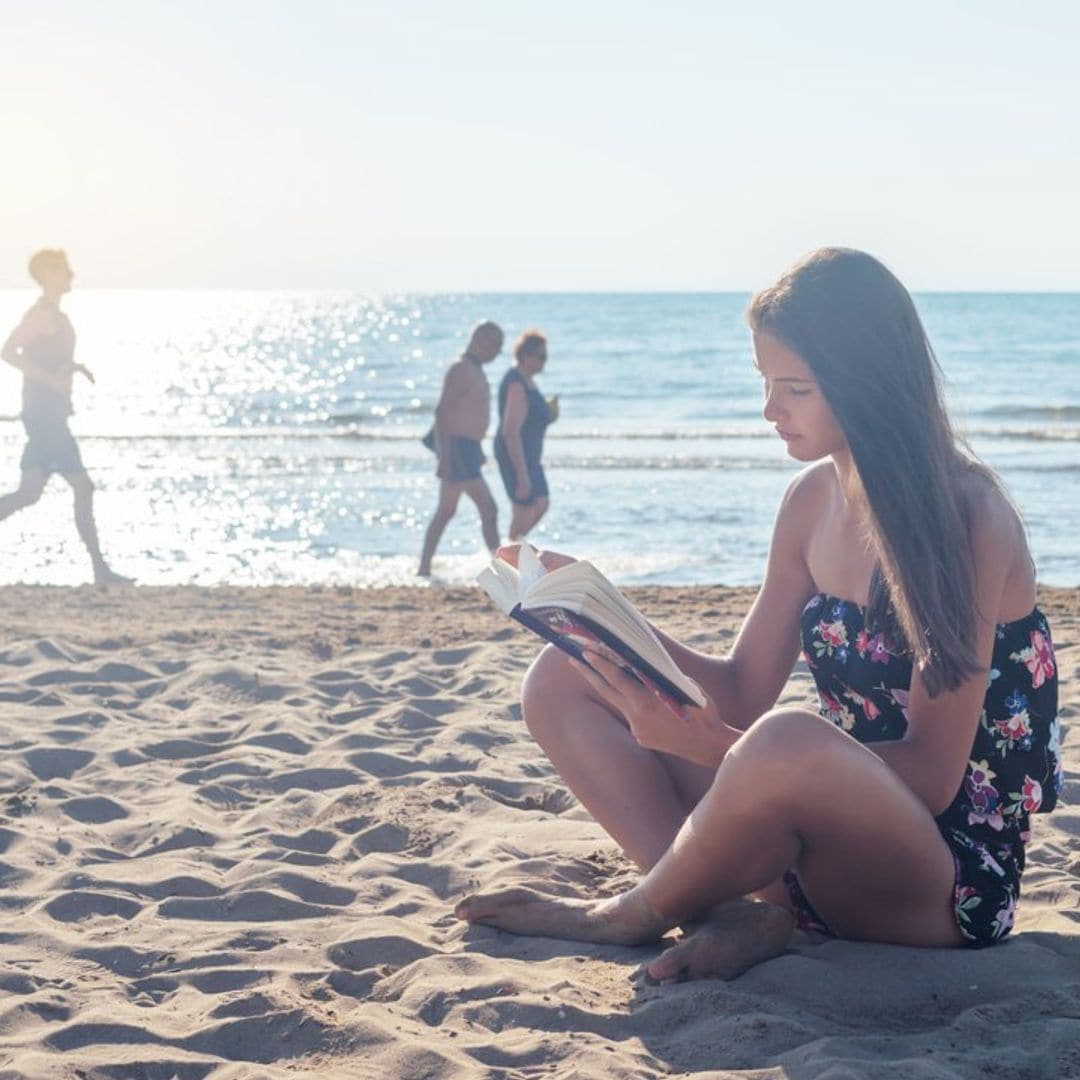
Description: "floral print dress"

(794, 593), (1062, 947)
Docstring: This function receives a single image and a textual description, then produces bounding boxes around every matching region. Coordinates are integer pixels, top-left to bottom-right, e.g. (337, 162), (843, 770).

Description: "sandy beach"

(0, 583), (1076, 1079)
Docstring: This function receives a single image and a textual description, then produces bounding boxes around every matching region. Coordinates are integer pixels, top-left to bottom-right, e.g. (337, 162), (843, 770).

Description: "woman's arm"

(552, 466), (823, 767)
(655, 466), (821, 731)
(501, 382), (531, 499)
(870, 488), (1020, 815)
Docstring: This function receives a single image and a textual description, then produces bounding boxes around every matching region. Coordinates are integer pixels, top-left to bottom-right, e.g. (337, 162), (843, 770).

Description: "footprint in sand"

(51, 710), (109, 728)
(180, 1010), (328, 1064)
(60, 796), (128, 823)
(142, 738), (222, 760)
(0, 687), (44, 704)
(242, 731), (311, 755)
(29, 661), (157, 686)
(43, 890), (143, 922)
(268, 828), (338, 854)
(469, 778), (576, 815)
(350, 821), (411, 855)
(328, 933), (432, 973)
(158, 891), (339, 922)
(23, 747), (94, 781)
(208, 992), (277, 1018)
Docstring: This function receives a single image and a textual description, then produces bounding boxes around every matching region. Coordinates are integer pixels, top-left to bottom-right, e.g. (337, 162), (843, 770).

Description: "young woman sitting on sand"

(456, 247), (1062, 981)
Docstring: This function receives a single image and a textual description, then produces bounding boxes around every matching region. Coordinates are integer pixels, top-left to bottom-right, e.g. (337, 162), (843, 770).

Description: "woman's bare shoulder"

(957, 466), (1035, 612)
(957, 467), (1025, 545)
(779, 460), (836, 518)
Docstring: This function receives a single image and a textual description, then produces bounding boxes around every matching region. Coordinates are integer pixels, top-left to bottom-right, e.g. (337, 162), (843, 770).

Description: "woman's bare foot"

(455, 886), (674, 945)
(646, 899), (795, 982)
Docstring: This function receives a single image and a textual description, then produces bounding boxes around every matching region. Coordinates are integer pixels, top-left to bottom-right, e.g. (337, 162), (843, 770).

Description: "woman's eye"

(790, 388), (813, 397)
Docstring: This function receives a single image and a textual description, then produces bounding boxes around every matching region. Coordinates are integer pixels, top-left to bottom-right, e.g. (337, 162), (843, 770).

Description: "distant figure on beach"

(418, 321), (503, 577)
(494, 330), (556, 541)
(0, 250), (131, 586)
(457, 248), (1060, 981)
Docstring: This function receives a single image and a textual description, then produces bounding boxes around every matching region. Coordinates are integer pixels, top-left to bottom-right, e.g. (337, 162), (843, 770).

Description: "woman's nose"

(762, 386), (781, 423)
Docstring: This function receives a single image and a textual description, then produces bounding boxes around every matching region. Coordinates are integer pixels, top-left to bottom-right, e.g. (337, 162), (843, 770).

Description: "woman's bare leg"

(483, 642), (792, 979)
(509, 496), (550, 541)
(525, 496), (548, 536)
(519, 644), (715, 870)
(458, 708), (962, 963)
(508, 502), (532, 542)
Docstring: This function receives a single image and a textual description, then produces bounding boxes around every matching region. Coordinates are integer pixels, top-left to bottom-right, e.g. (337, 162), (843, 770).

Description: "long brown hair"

(748, 247), (994, 696)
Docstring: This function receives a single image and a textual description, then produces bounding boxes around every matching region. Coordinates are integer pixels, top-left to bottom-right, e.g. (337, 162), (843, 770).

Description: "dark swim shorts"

(20, 417), (84, 475)
(495, 449), (548, 505)
(437, 436), (485, 483)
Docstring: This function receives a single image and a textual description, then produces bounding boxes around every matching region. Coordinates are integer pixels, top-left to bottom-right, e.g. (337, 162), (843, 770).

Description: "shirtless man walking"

(0, 249), (131, 586)
(418, 321), (503, 577)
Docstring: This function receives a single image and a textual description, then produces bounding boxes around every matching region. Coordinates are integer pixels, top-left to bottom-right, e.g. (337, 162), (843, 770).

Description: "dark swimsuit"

(439, 436), (485, 483)
(19, 304), (83, 476)
(494, 368), (551, 505)
(421, 356), (487, 483)
(787, 593), (1062, 947)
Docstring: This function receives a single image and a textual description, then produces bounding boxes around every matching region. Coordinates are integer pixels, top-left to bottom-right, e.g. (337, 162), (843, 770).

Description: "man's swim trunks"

(437, 435), (485, 483)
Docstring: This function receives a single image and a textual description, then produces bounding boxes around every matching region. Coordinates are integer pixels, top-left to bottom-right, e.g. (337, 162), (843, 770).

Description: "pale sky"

(2, 1), (1077, 290)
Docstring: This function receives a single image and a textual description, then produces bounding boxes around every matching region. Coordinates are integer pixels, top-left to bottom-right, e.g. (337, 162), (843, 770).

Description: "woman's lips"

(777, 429), (799, 441)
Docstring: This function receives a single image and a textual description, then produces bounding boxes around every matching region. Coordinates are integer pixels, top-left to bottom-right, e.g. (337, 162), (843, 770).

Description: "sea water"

(0, 291), (1076, 587)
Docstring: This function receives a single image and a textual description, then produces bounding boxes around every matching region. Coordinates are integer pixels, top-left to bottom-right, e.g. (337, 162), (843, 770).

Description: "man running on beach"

(0, 249), (131, 586)
(418, 321), (503, 577)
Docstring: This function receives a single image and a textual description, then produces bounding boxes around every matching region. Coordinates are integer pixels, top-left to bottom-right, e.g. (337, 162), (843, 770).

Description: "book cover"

(511, 603), (701, 709)
(477, 545), (706, 709)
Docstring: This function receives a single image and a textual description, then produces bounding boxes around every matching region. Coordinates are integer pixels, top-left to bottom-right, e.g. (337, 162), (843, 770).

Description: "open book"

(476, 545), (706, 709)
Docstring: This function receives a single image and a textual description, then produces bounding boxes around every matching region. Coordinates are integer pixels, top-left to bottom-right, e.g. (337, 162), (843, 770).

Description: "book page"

(518, 561), (704, 707)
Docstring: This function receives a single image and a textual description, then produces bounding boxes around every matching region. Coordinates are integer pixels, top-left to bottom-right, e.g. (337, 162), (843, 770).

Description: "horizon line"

(2, 286), (1079, 296)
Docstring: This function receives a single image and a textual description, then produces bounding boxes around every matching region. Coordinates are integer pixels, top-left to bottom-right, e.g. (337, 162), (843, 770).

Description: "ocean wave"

(962, 425), (1080, 442)
(974, 405), (1080, 421)
(2, 420), (1077, 445)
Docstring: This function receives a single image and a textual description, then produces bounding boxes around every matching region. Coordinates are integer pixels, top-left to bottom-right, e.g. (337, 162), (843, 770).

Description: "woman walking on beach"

(457, 247), (1061, 981)
(494, 330), (555, 542)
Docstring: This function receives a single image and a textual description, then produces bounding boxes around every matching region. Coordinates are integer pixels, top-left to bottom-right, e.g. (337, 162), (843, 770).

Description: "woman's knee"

(521, 644), (587, 735)
(726, 707), (837, 775)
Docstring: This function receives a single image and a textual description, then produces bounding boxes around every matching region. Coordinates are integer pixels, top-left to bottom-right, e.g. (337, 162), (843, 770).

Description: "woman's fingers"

(538, 550), (578, 571)
(577, 651), (657, 716)
(495, 543), (524, 566)
(495, 545), (578, 572)
(568, 655), (624, 710)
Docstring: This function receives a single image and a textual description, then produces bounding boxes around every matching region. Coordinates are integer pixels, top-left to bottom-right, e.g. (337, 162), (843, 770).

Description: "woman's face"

(752, 331), (846, 462)
(520, 347), (546, 376)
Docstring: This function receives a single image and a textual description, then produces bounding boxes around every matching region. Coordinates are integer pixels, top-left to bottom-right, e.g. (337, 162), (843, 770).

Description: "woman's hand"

(515, 476), (531, 501)
(495, 543), (578, 572)
(571, 649), (736, 768)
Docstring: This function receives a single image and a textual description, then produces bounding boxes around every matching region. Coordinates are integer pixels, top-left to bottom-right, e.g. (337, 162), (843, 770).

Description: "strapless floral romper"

(788, 593), (1062, 947)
